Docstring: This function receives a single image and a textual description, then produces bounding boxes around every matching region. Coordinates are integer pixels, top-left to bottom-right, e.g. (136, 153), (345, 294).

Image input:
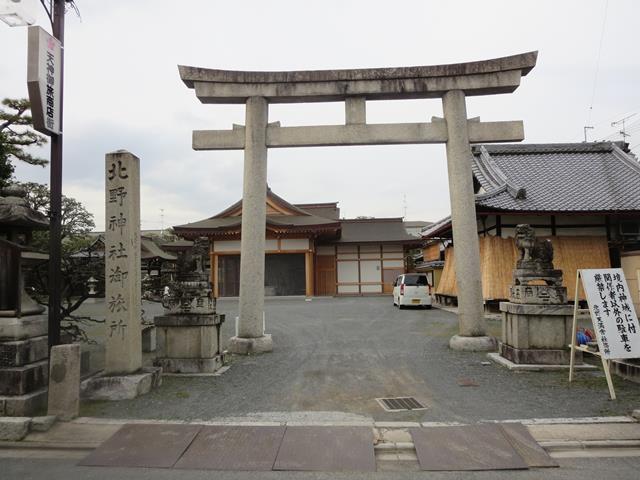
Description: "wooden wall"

(423, 243), (441, 262)
(436, 236), (611, 301)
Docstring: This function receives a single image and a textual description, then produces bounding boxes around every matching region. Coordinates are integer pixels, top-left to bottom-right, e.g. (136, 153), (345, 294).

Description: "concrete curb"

(3, 416), (637, 457)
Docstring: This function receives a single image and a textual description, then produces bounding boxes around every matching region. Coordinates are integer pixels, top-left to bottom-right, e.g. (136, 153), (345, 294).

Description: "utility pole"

(47, 0), (66, 348)
(583, 126), (594, 142)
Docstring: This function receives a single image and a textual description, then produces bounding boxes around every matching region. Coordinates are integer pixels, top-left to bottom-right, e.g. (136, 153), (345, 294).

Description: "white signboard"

(27, 26), (62, 136)
(581, 268), (640, 359)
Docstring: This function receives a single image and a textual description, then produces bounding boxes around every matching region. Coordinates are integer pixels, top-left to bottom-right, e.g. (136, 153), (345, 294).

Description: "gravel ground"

(77, 296), (640, 422)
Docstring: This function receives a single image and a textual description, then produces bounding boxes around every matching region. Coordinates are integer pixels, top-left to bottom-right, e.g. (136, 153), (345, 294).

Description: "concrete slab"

(175, 425), (285, 471)
(274, 426), (376, 472)
(410, 424), (528, 471)
(527, 423), (640, 442)
(487, 352), (597, 371)
(78, 423), (202, 468)
(500, 423), (558, 468)
(25, 422), (122, 448)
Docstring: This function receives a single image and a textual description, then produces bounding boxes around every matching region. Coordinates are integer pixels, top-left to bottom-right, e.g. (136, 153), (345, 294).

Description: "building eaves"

(336, 218), (421, 244)
(421, 216), (452, 238)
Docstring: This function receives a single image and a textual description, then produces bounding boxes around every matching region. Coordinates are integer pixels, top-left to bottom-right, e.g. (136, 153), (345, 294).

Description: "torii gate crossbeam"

(179, 51), (537, 354)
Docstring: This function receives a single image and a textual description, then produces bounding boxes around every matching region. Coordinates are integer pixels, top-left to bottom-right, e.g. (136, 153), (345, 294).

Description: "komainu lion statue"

(513, 224), (562, 286)
(515, 224), (554, 268)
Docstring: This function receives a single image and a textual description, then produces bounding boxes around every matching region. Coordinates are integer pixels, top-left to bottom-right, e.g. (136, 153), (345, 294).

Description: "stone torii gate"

(179, 51), (537, 355)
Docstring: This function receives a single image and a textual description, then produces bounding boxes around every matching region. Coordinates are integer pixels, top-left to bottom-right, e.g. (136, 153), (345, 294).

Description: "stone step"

(0, 360), (48, 396)
(0, 335), (48, 368)
(0, 387), (48, 416)
(0, 315), (47, 342)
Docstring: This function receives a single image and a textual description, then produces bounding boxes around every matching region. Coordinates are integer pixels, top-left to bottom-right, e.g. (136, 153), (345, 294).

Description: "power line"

(586, 0), (610, 128)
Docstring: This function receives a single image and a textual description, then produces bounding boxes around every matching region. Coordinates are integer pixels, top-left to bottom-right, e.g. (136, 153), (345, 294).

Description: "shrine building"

(173, 189), (422, 297)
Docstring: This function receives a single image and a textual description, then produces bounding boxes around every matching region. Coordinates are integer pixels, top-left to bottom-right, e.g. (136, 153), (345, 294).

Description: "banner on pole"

(580, 268), (640, 359)
(27, 25), (62, 136)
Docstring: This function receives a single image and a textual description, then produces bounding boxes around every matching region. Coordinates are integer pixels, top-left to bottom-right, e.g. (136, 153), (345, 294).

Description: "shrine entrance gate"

(179, 51), (538, 355)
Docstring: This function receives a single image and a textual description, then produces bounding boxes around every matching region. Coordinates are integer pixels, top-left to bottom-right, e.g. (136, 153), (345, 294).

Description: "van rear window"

(403, 275), (428, 286)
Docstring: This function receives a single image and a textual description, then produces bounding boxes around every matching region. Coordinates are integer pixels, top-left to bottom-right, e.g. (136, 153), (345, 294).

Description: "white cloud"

(2, 0), (639, 229)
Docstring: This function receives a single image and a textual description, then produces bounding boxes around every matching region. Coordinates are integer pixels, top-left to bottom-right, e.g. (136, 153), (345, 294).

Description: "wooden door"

(383, 268), (403, 294)
(315, 255), (336, 296)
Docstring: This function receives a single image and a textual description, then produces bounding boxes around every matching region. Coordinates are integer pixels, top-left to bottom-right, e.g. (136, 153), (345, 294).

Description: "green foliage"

(0, 98), (48, 187)
(17, 181), (95, 251)
(17, 181), (101, 343)
(0, 142), (15, 188)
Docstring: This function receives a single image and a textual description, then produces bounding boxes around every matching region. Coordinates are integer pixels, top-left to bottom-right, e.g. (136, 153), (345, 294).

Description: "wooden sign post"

(569, 269), (640, 400)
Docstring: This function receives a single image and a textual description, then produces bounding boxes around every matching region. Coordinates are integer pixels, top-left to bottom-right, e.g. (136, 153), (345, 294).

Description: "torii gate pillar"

(443, 90), (495, 351)
(228, 96), (273, 354)
(179, 51), (537, 355)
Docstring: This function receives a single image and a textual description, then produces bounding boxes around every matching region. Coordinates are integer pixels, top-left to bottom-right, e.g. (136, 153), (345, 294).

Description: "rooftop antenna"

(583, 126), (594, 142)
(611, 113), (637, 141)
(403, 194), (407, 219)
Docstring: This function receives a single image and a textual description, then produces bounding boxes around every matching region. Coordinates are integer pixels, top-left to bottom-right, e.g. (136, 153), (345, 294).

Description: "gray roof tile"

(471, 142), (640, 212)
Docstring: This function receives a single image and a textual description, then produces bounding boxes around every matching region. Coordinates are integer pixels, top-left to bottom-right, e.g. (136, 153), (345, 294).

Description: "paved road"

(2, 455), (640, 480)
(79, 297), (640, 422)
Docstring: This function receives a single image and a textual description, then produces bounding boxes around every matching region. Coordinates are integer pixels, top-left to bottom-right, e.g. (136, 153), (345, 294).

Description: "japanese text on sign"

(581, 268), (640, 359)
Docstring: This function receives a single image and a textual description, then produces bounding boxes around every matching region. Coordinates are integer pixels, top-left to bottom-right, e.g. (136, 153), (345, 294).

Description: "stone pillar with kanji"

(104, 150), (142, 374)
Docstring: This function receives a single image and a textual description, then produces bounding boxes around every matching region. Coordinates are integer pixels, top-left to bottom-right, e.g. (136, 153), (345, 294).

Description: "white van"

(392, 273), (432, 309)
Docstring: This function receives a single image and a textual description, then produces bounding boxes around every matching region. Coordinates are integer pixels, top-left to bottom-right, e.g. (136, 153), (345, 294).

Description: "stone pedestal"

(47, 344), (80, 421)
(499, 302), (581, 365)
(154, 314), (225, 373)
(81, 367), (162, 401)
(228, 334), (273, 355)
(0, 314), (48, 416)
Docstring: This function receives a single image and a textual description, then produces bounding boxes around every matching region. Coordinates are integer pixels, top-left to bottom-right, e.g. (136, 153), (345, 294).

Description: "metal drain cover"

(376, 397), (427, 412)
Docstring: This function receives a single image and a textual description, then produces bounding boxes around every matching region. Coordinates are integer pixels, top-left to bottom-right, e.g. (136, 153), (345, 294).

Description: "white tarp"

(581, 268), (640, 359)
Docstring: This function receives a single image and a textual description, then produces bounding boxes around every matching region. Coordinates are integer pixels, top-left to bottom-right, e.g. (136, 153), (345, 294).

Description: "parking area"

(79, 296), (640, 422)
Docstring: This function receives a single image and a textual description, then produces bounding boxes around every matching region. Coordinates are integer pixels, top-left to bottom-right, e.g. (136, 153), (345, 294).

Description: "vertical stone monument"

(496, 225), (581, 366)
(0, 185), (49, 416)
(104, 150), (142, 374)
(154, 239), (225, 373)
(81, 151), (160, 400)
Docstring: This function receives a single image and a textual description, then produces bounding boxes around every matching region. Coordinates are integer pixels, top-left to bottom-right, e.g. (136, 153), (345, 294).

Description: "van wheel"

(424, 305), (432, 310)
(398, 304), (405, 310)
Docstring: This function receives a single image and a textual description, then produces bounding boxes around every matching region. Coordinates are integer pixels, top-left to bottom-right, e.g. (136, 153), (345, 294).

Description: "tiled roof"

(336, 218), (420, 244)
(422, 141), (640, 239)
(421, 216), (451, 238)
(141, 237), (177, 261)
(174, 214), (338, 233)
(472, 142), (640, 212)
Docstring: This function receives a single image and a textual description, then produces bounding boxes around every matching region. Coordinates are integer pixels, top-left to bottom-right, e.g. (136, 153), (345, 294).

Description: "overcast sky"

(2, 0), (639, 231)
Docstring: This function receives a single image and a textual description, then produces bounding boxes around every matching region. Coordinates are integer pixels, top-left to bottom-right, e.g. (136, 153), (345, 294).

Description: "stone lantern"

(154, 239), (225, 373)
(0, 184), (50, 416)
(497, 224), (582, 367)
